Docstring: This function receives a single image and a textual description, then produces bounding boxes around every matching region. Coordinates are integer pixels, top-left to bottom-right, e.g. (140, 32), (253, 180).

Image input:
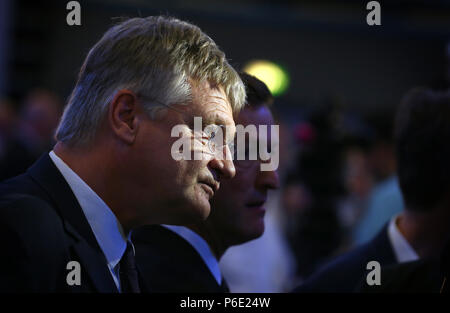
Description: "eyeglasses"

(203, 124), (236, 157)
(137, 95), (235, 157)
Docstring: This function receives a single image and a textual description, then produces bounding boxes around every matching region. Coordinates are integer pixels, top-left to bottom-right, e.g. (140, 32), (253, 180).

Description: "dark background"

(2, 0), (449, 113)
(1, 0), (450, 292)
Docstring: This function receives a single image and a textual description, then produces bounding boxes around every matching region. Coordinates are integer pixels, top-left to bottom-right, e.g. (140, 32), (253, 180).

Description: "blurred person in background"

(277, 177), (312, 287)
(133, 73), (281, 292)
(283, 107), (345, 281)
(361, 87), (450, 293)
(352, 113), (404, 245)
(336, 138), (374, 251)
(361, 239), (450, 293)
(0, 98), (17, 172)
(0, 89), (62, 181)
(295, 87), (450, 292)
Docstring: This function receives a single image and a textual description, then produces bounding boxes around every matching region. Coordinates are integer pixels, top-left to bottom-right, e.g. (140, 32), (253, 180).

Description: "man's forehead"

(236, 106), (273, 125)
(203, 109), (235, 128)
(190, 81), (235, 128)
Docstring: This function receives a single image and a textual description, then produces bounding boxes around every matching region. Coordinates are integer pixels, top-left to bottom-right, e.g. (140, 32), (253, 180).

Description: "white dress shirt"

(49, 150), (130, 292)
(162, 224), (222, 285)
(387, 214), (419, 263)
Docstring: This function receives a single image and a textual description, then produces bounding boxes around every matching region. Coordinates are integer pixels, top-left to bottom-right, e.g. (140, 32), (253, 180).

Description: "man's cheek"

(230, 177), (251, 192)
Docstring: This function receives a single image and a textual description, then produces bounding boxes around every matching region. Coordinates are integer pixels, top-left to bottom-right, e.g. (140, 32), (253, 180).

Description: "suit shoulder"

(0, 172), (48, 200)
(294, 242), (385, 292)
(0, 192), (58, 215)
(361, 259), (442, 293)
(133, 225), (186, 247)
(0, 194), (70, 292)
(0, 193), (64, 241)
(133, 226), (221, 292)
(316, 243), (378, 276)
(133, 225), (207, 273)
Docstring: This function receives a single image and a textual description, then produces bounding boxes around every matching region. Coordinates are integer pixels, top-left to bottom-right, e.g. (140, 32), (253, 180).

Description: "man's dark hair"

(240, 72), (274, 108)
(395, 87), (450, 211)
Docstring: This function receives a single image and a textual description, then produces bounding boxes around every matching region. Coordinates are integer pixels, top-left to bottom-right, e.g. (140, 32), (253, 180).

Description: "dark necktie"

(119, 241), (141, 293)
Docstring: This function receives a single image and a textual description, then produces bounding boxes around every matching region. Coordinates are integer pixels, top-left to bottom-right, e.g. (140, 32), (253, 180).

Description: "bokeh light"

(243, 60), (289, 96)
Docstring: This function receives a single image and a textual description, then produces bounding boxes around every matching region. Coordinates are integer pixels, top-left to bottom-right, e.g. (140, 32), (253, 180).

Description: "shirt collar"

(162, 224), (222, 285)
(49, 151), (129, 270)
(387, 214), (419, 263)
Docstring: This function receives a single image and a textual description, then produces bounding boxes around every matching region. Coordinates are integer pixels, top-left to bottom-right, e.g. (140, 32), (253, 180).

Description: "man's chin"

(188, 198), (211, 223)
(234, 221), (265, 244)
(247, 221), (265, 240)
(164, 197), (211, 225)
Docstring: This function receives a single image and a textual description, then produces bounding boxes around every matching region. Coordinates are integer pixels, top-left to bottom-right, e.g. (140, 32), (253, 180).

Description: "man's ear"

(108, 90), (140, 145)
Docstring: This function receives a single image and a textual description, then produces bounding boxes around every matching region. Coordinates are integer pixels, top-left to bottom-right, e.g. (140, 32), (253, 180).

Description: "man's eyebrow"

(202, 114), (230, 128)
(201, 115), (217, 126)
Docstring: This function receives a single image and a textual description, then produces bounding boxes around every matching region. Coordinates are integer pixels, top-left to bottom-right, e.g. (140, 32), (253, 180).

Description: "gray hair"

(56, 16), (246, 146)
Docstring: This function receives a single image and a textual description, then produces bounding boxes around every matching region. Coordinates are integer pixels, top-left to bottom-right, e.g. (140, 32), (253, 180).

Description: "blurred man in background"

(352, 113), (404, 245)
(295, 87), (450, 292)
(0, 98), (17, 173)
(361, 87), (450, 293)
(133, 73), (280, 292)
(0, 89), (62, 181)
(283, 107), (344, 280)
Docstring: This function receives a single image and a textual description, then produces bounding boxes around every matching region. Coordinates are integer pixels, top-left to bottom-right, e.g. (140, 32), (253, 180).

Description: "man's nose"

(208, 146), (236, 180)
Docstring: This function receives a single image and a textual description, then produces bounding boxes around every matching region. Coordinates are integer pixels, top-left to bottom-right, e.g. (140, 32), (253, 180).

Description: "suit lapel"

(69, 226), (118, 293)
(28, 154), (118, 293)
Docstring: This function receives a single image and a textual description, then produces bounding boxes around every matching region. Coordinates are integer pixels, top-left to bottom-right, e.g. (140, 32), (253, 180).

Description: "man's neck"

(397, 208), (450, 259)
(53, 142), (132, 235)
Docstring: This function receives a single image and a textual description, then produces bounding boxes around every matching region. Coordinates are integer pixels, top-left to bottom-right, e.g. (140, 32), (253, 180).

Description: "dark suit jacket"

(294, 224), (397, 292)
(358, 258), (444, 293)
(0, 154), (120, 292)
(133, 225), (227, 293)
(360, 239), (450, 293)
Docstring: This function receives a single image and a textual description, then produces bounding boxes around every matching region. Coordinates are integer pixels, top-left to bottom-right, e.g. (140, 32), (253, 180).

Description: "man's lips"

(246, 199), (266, 207)
(199, 179), (219, 198)
(200, 183), (214, 198)
(245, 199), (267, 214)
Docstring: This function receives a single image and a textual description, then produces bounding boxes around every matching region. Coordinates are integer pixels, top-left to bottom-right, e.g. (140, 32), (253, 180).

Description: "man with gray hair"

(133, 73), (280, 292)
(0, 16), (245, 292)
